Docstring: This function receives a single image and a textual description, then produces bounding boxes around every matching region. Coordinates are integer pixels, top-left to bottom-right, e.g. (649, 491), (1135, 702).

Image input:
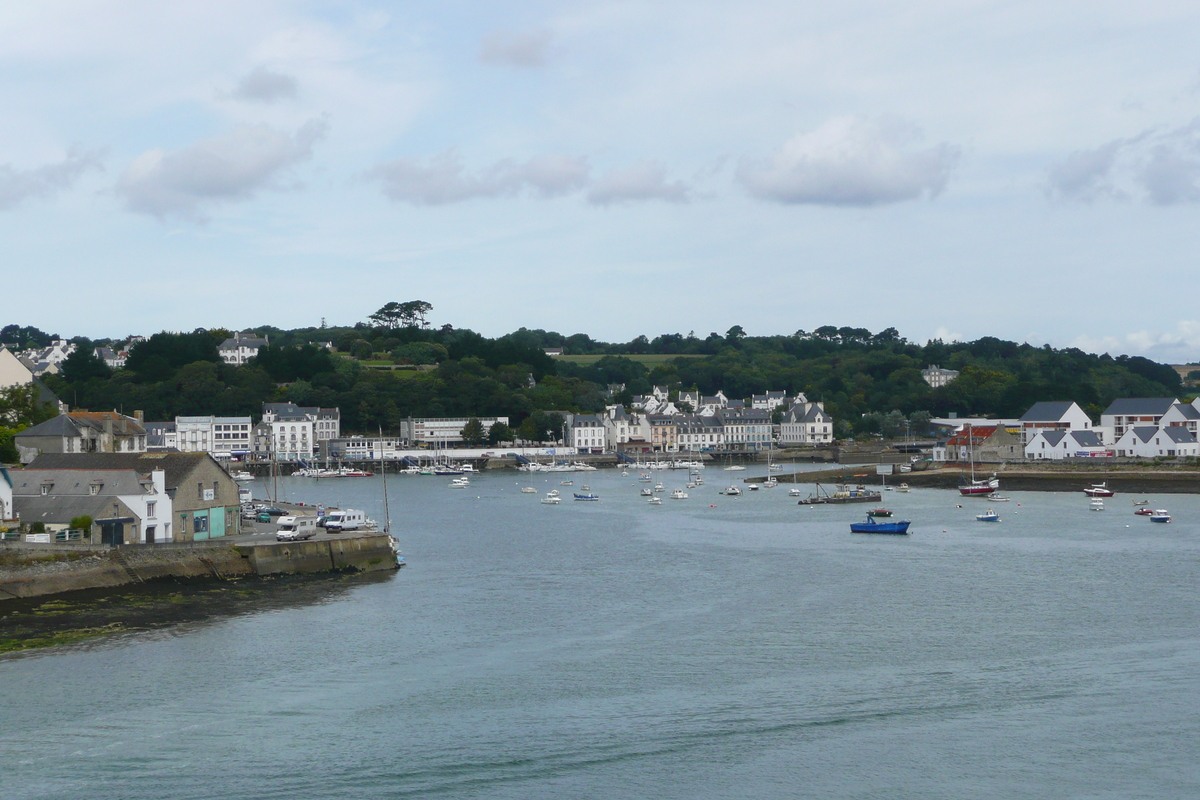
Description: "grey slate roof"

(10, 469), (152, 497)
(1067, 430), (1105, 448)
(27, 452), (218, 494)
(1129, 426), (1159, 444)
(15, 495), (136, 525)
(1170, 403), (1200, 420)
(1162, 426), (1197, 444)
(1040, 431), (1067, 447)
(571, 415), (602, 427)
(15, 415), (82, 439)
(1103, 398), (1179, 417)
(1020, 401), (1077, 422)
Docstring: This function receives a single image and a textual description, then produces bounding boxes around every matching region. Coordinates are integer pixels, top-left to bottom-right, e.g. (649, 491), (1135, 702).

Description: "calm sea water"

(3, 467), (1200, 799)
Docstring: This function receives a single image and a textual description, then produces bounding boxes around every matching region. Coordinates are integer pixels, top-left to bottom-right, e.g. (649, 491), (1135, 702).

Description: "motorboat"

(867, 508), (893, 518)
(581, 485), (591, 492)
(769, 463), (783, 471)
(686, 482), (696, 489)
(850, 517), (911, 535)
(669, 489), (688, 500)
(541, 495), (561, 505)
(573, 492), (600, 501)
(449, 478), (470, 489)
(976, 509), (1001, 522)
(747, 483), (760, 491)
(560, 480), (574, 486)
(1149, 509), (1172, 523)
(723, 465), (746, 471)
(520, 487), (537, 494)
(721, 486), (742, 496)
(230, 470), (255, 482)
(989, 495), (1011, 502)
(896, 483), (910, 493)
(1132, 499), (1149, 507)
(653, 482), (665, 493)
(640, 487), (653, 496)
(547, 489), (560, 497)
(763, 478), (778, 488)
(647, 496), (662, 505)
(788, 487), (802, 497)
(1084, 482), (1115, 498)
(1134, 507), (1154, 516)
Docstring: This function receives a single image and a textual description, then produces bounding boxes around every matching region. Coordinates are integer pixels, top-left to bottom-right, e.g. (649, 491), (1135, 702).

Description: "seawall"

(0, 534), (398, 601)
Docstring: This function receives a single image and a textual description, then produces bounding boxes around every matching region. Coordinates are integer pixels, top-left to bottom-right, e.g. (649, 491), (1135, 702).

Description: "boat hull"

(850, 519), (911, 534)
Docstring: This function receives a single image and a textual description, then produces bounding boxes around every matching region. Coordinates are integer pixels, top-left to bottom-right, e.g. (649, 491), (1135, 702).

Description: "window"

(194, 515), (208, 533)
(213, 481), (220, 499)
(147, 501), (157, 517)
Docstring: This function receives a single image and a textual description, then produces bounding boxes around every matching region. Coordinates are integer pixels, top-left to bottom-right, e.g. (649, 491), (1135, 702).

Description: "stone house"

(27, 452), (241, 542)
(15, 411), (147, 463)
(10, 466), (172, 544)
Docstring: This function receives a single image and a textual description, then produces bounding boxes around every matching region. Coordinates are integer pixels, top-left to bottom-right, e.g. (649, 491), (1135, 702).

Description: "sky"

(3, 1), (1200, 361)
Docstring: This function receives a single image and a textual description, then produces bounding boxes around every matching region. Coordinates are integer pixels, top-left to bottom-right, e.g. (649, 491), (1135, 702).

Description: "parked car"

(256, 506), (285, 517)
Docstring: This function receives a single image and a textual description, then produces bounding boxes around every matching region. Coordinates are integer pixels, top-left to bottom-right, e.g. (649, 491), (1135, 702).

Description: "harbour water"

(3, 468), (1200, 799)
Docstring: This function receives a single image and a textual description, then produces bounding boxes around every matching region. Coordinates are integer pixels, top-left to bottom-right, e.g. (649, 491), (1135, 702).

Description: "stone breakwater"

(745, 465), (1200, 494)
(0, 534), (398, 601)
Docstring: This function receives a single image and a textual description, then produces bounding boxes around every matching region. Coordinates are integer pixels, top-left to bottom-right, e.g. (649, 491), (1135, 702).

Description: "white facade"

(603, 407), (650, 450)
(271, 418), (315, 461)
(401, 416), (509, 446)
(0, 346), (36, 389)
(0, 467), (12, 521)
(568, 415), (606, 453)
(1101, 398), (1179, 440)
(122, 469), (174, 543)
(175, 416), (253, 458)
(1024, 430), (1110, 460)
(1018, 401), (1095, 444)
(779, 401), (834, 445)
(218, 332), (268, 365)
(922, 365), (959, 387)
(1113, 426), (1200, 458)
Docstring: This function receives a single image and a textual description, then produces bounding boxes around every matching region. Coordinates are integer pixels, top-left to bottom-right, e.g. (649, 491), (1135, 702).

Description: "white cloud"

(479, 29), (552, 68)
(0, 147), (105, 210)
(929, 326), (963, 344)
(587, 161), (690, 205)
(737, 116), (959, 206)
(232, 66), (298, 103)
(1048, 120), (1200, 205)
(1071, 320), (1200, 360)
(368, 151), (589, 205)
(116, 118), (328, 219)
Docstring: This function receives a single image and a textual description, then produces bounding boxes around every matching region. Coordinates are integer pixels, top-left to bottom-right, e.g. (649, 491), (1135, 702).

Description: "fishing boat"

(867, 508), (893, 518)
(976, 509), (1000, 522)
(850, 516), (911, 535)
(573, 492), (600, 501)
(1149, 509), (1171, 523)
(798, 483), (882, 506)
(1134, 507), (1154, 516)
(669, 488), (688, 500)
(1084, 482), (1115, 498)
(541, 495), (561, 505)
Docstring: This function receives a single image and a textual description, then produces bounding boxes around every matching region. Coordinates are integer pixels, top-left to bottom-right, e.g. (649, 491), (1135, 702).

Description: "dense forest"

(1, 310), (1186, 443)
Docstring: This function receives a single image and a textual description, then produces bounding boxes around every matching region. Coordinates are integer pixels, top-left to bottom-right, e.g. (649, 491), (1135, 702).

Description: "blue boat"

(573, 492), (600, 501)
(850, 516), (911, 535)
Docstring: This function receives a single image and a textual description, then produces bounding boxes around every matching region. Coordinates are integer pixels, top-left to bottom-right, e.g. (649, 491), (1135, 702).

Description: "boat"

(989, 494), (1011, 502)
(653, 482), (665, 493)
(1132, 499), (1149, 507)
(560, 480), (573, 486)
(958, 423), (1000, 496)
(541, 495), (561, 505)
(797, 483), (882, 506)
(747, 483), (760, 491)
(449, 478), (470, 489)
(640, 487), (653, 496)
(1149, 509), (1171, 523)
(867, 508), (893, 518)
(976, 509), (1000, 522)
(581, 485), (591, 491)
(763, 477), (777, 488)
(788, 487), (802, 497)
(669, 488), (688, 500)
(547, 489), (560, 497)
(647, 496), (662, 505)
(721, 486), (742, 496)
(573, 492), (600, 501)
(769, 463), (783, 471)
(230, 470), (255, 482)
(896, 483), (910, 493)
(1089, 499), (1105, 511)
(520, 487), (537, 494)
(1134, 507), (1154, 516)
(1084, 482), (1115, 498)
(850, 516), (911, 535)
(723, 464), (746, 471)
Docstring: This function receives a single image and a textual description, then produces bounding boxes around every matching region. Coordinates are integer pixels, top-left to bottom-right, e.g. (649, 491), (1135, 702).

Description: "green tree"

(69, 515), (93, 531)
(0, 384), (57, 427)
(487, 421), (513, 445)
(369, 300), (433, 329)
(461, 417), (487, 446)
(60, 340), (112, 382)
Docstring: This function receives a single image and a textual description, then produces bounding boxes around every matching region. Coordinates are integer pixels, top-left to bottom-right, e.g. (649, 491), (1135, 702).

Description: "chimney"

(134, 410), (145, 423)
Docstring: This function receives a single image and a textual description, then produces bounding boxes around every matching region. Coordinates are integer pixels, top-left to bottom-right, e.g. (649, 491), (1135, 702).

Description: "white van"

(276, 515), (319, 541)
(323, 509), (365, 532)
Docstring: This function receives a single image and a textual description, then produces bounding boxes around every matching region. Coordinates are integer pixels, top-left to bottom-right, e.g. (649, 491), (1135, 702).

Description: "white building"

(94, 346), (128, 369)
(921, 365), (960, 388)
(1024, 430), (1110, 460)
(327, 436), (406, 461)
(218, 332), (269, 365)
(751, 391), (790, 411)
(603, 406), (650, 451)
(399, 416), (509, 446)
(720, 408), (773, 450)
(1101, 398), (1179, 441)
(11, 467), (173, 543)
(778, 401), (834, 445)
(0, 467), (12, 522)
(1018, 401), (1096, 445)
(1158, 402), (1200, 440)
(1113, 426), (1200, 458)
(175, 416), (254, 459)
(675, 414), (725, 451)
(568, 414), (606, 453)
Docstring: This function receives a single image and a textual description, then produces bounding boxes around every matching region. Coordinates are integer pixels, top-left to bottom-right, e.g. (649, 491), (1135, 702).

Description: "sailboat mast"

(379, 425), (391, 534)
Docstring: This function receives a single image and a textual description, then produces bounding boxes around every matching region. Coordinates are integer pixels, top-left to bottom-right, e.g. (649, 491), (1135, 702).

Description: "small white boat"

(989, 494), (1010, 502)
(686, 482), (696, 489)
(547, 489), (560, 497)
(647, 496), (662, 505)
(230, 470), (255, 482)
(976, 509), (1000, 522)
(769, 463), (783, 471)
(722, 486), (742, 496)
(1132, 499), (1149, 507)
(541, 495), (561, 505)
(621, 471), (629, 477)
(764, 478), (778, 488)
(896, 483), (910, 493)
(669, 489), (688, 500)
(788, 487), (802, 497)
(560, 480), (573, 486)
(747, 483), (760, 491)
(723, 465), (746, 471)
(581, 485), (591, 492)
(520, 487), (537, 494)
(1089, 499), (1105, 511)
(1150, 509), (1172, 523)
(653, 482), (665, 493)
(640, 487), (653, 496)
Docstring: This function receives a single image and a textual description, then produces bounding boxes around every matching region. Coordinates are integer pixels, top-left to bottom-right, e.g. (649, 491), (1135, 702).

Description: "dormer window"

(89, 482), (103, 495)
(40, 482), (53, 495)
